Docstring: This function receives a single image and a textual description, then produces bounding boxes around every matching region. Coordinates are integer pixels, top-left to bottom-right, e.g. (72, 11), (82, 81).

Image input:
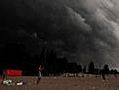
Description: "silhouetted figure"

(36, 65), (44, 84)
(114, 69), (118, 78)
(2, 70), (7, 80)
(104, 64), (110, 76)
(101, 70), (106, 80)
(101, 64), (110, 80)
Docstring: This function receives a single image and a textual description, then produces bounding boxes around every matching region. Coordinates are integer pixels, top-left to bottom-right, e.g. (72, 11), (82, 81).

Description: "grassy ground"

(0, 75), (119, 90)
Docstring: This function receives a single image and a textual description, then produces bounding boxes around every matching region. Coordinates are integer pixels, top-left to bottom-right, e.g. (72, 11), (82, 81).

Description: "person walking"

(36, 65), (44, 84)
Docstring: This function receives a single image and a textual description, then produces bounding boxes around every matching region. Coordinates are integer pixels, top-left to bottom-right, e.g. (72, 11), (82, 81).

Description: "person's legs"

(36, 77), (41, 84)
(36, 71), (42, 84)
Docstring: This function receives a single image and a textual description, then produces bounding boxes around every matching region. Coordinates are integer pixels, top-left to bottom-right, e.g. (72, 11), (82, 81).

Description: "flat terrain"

(0, 75), (119, 90)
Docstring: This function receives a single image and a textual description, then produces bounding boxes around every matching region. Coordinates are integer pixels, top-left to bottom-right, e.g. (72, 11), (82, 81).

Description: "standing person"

(36, 65), (44, 84)
(101, 69), (106, 80)
(2, 69), (7, 80)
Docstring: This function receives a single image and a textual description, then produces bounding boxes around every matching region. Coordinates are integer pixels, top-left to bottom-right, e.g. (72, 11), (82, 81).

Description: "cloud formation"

(1, 0), (119, 68)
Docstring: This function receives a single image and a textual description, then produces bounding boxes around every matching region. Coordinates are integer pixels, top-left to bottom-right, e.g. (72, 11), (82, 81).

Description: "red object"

(6, 69), (23, 76)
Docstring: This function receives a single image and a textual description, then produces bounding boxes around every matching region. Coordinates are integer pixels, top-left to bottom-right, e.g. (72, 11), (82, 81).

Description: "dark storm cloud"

(1, 0), (119, 69)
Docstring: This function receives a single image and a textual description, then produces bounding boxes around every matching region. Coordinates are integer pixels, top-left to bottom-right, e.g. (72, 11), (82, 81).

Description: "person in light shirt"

(36, 65), (44, 84)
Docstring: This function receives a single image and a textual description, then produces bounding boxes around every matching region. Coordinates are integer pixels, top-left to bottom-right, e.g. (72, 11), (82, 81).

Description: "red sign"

(6, 69), (23, 76)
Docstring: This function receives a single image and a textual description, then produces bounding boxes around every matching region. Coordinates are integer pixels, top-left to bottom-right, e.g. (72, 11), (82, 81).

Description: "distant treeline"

(0, 43), (118, 76)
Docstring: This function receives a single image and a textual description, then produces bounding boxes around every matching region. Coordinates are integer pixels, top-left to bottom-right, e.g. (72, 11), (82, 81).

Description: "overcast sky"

(1, 0), (119, 69)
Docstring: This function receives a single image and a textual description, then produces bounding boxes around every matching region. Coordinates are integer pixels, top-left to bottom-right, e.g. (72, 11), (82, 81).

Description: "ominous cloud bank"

(0, 0), (119, 69)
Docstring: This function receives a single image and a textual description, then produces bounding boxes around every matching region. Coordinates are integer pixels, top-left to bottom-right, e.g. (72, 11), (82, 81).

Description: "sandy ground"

(0, 75), (119, 90)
